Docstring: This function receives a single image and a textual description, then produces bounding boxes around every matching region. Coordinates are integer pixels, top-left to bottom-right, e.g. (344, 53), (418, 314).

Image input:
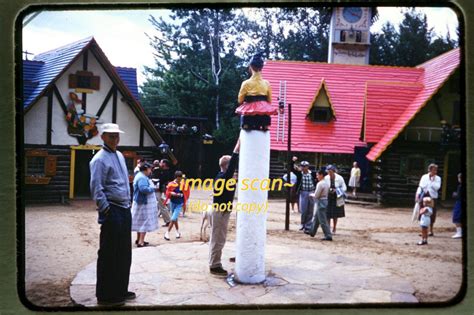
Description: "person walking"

(309, 170), (332, 241)
(163, 171), (190, 240)
(324, 165), (347, 235)
(209, 138), (240, 276)
(89, 123), (135, 306)
(415, 164), (441, 236)
(131, 162), (160, 247)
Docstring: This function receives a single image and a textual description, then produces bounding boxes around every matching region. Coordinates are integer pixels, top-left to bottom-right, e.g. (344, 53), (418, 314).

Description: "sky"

(22, 7), (459, 87)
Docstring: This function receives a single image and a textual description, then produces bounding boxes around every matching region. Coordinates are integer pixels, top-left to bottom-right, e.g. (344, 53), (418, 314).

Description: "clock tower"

(328, 7), (373, 65)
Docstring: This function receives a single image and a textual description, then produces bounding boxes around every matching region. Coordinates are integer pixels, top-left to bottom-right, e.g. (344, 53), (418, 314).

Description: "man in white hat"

(89, 123), (135, 306)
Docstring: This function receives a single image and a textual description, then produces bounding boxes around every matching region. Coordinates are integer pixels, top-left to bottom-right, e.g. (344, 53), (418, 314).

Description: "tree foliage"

(370, 8), (458, 66)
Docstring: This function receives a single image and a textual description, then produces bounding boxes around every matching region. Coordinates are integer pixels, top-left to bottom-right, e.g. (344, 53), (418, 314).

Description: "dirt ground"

(24, 189), (463, 308)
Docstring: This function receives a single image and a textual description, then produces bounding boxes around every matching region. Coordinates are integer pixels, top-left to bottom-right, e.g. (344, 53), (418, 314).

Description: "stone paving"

(70, 241), (418, 307)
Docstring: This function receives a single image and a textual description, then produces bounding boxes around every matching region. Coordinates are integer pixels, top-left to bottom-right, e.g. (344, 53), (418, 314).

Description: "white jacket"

(416, 173), (442, 199)
(324, 174), (347, 193)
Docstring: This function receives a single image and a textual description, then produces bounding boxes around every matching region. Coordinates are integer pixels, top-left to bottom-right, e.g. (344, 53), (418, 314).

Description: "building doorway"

(74, 150), (94, 198)
(69, 145), (101, 199)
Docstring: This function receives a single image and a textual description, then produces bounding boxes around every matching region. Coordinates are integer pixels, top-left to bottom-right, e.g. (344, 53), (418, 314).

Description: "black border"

(5, 0), (471, 314)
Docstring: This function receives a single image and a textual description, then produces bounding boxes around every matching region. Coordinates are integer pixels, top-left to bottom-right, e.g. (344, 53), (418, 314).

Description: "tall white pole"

(235, 129), (269, 283)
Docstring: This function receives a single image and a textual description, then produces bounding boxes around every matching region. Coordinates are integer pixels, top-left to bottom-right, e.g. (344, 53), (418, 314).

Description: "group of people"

(130, 158), (189, 246)
(86, 51), (463, 307)
(86, 50), (272, 306)
(414, 164), (463, 246)
(285, 157), (361, 241)
(88, 121), (242, 305)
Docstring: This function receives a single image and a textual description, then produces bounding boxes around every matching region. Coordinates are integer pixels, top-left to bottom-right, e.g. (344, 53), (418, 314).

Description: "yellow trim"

(70, 144), (102, 150)
(369, 67), (460, 161)
(69, 145), (102, 199)
(307, 79), (337, 119)
(441, 151), (460, 201)
(442, 152), (450, 201)
(75, 88), (94, 94)
(69, 149), (76, 199)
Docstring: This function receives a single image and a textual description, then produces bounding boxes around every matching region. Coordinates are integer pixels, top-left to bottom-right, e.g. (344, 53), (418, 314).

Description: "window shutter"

(91, 76), (100, 90)
(69, 74), (78, 89)
(45, 156), (57, 176)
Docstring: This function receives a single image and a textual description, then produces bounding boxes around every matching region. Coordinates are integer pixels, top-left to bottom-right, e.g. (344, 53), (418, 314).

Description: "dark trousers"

(96, 204), (132, 301)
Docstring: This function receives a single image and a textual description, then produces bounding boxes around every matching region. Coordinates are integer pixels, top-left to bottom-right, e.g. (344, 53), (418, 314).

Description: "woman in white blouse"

(324, 165), (347, 234)
(415, 164), (441, 236)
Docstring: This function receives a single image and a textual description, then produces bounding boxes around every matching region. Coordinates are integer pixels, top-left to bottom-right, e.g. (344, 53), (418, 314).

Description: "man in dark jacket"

(209, 138), (240, 276)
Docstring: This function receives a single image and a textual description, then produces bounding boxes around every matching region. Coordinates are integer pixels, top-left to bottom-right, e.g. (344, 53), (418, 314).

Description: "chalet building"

(265, 6), (461, 205)
(22, 37), (174, 203)
(265, 48), (461, 204)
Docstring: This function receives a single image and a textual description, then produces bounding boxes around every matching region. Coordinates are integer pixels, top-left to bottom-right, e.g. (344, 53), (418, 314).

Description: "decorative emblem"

(65, 92), (102, 144)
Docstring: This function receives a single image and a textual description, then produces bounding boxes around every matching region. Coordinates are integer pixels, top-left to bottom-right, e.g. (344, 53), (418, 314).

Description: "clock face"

(342, 7), (363, 23)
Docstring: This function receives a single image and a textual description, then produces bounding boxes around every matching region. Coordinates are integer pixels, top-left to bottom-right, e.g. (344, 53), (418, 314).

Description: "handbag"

(411, 202), (420, 223)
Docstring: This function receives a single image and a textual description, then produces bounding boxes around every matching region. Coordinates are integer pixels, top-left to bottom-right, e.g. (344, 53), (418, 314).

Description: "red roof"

(263, 47), (460, 157)
(366, 48), (460, 161)
(364, 82), (423, 143)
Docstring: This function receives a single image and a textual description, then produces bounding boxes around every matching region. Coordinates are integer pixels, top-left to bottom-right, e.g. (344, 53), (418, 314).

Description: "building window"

(400, 155), (435, 177)
(25, 149), (57, 184)
(27, 156), (45, 176)
(309, 107), (332, 122)
(69, 71), (100, 91)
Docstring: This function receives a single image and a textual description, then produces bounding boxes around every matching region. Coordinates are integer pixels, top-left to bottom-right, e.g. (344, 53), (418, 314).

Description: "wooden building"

(22, 37), (172, 203)
(264, 48), (461, 204)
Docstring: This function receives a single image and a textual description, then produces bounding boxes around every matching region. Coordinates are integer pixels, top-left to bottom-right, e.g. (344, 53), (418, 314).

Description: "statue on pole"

(234, 52), (280, 283)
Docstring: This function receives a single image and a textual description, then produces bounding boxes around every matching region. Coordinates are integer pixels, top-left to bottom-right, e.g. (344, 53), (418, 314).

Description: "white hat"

(100, 123), (124, 135)
(300, 161), (310, 166)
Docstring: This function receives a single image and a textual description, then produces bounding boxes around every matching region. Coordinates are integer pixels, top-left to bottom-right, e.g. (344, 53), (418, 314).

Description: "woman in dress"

(348, 161), (361, 197)
(235, 52), (280, 131)
(131, 162), (160, 247)
(324, 164), (347, 235)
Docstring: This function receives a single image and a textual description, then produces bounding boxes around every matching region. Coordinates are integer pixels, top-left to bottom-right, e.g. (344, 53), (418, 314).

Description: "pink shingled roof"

(366, 48), (460, 161)
(263, 47), (460, 157)
(264, 61), (422, 153)
(364, 82), (423, 143)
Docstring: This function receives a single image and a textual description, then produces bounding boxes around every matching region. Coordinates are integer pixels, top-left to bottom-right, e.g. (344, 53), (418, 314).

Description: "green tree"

(141, 9), (251, 134)
(370, 22), (400, 66)
(370, 8), (458, 67)
(275, 7), (331, 61)
(396, 8), (433, 66)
